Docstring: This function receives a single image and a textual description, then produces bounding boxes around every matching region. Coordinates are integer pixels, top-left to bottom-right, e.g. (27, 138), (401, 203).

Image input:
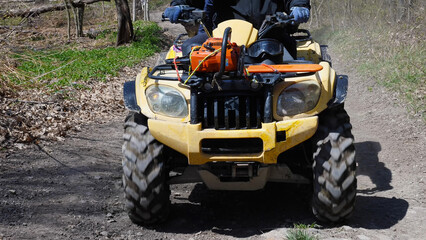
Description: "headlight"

(146, 85), (188, 118)
(277, 80), (321, 116)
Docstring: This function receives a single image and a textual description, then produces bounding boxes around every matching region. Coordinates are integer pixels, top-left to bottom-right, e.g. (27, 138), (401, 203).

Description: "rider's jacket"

(170, 0), (311, 31)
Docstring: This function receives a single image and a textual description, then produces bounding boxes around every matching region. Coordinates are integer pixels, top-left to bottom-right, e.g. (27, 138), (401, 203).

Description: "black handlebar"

(258, 13), (298, 38)
(214, 27), (232, 81)
(161, 6), (205, 24)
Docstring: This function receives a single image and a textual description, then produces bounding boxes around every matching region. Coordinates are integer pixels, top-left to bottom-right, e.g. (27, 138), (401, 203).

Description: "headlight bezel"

(145, 85), (188, 118)
(276, 80), (321, 117)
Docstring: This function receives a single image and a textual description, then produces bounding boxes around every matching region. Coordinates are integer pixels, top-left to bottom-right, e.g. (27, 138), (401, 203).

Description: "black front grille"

(200, 94), (265, 129)
(201, 138), (263, 154)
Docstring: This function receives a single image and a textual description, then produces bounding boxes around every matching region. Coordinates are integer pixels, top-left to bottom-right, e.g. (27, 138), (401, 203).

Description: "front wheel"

(122, 112), (170, 225)
(312, 106), (357, 222)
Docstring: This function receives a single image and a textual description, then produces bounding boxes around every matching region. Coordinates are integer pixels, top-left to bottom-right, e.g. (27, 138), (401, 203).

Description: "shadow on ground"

(160, 183), (314, 238)
(355, 141), (393, 193)
(153, 141), (408, 238)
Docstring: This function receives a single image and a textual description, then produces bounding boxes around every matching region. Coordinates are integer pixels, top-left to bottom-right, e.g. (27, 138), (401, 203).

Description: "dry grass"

(310, 0), (425, 120)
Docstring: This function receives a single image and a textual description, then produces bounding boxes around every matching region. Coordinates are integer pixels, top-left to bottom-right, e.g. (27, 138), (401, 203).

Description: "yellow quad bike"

(122, 11), (356, 225)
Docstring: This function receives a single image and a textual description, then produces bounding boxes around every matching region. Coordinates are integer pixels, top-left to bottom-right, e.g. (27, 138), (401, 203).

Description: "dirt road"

(1, 14), (425, 240)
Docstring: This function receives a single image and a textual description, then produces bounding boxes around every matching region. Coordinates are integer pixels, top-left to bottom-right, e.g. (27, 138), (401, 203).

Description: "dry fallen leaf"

(0, 73), (128, 150)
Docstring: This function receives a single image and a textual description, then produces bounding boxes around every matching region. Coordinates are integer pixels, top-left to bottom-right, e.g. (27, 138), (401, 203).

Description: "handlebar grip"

(161, 18), (192, 24)
(276, 12), (291, 20)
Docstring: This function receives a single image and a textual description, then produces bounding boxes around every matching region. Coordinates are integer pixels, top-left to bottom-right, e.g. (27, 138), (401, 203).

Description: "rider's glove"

(290, 7), (310, 23)
(164, 6), (182, 23)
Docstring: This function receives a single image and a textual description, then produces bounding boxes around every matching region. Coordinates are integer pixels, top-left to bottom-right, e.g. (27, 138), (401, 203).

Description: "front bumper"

(148, 116), (318, 165)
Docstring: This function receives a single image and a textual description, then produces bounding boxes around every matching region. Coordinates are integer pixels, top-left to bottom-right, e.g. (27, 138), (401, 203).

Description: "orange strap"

(173, 57), (182, 82)
(246, 64), (323, 73)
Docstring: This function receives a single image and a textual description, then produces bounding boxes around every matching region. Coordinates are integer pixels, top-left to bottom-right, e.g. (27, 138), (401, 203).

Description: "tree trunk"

(136, 0), (142, 20)
(69, 2), (79, 37)
(0, 4), (67, 19)
(144, 0), (149, 21)
(115, 0), (134, 46)
(63, 0), (71, 40)
(76, 5), (84, 37)
(132, 0), (136, 22)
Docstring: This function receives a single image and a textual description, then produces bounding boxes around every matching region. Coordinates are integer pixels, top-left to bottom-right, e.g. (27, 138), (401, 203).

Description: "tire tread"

(122, 113), (170, 225)
(312, 106), (357, 222)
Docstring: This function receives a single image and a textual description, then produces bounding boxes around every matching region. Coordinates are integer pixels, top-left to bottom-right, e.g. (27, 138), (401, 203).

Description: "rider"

(164, 0), (310, 58)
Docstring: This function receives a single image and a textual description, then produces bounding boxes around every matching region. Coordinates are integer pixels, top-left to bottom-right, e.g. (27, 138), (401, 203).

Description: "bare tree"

(115, 0), (134, 46)
(132, 0), (137, 22)
(63, 0), (71, 40)
(142, 0), (149, 21)
(131, 0), (148, 22)
(75, 4), (85, 37)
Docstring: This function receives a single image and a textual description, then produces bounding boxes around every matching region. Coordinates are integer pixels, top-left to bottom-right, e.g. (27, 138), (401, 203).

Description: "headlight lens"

(146, 85), (188, 118)
(277, 80), (321, 116)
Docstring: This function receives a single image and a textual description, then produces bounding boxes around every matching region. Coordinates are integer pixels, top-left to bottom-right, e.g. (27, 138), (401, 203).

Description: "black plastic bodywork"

(201, 138), (263, 154)
(328, 75), (348, 108)
(123, 81), (140, 112)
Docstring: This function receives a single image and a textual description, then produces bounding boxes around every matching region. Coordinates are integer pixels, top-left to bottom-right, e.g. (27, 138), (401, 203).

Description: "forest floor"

(1, 10), (425, 240)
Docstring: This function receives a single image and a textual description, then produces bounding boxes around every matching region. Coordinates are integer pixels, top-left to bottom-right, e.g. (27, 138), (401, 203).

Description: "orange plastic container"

(190, 38), (240, 73)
